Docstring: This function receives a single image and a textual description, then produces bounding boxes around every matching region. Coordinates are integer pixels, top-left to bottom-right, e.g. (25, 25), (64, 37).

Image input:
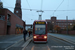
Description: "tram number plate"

(39, 37), (42, 38)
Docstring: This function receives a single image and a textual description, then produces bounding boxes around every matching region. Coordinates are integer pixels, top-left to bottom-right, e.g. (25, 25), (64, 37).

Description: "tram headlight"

(33, 36), (37, 38)
(44, 36), (47, 39)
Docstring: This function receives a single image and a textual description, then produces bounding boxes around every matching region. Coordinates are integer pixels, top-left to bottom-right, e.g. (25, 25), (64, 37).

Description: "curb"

(49, 34), (75, 45)
(22, 38), (32, 50)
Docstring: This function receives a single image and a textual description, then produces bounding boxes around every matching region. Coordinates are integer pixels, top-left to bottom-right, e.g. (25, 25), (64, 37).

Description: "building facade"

(0, 8), (25, 35)
(46, 16), (75, 31)
(0, 0), (25, 35)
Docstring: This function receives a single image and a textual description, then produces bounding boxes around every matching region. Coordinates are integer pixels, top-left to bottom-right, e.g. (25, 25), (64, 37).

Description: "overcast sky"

(1, 0), (75, 24)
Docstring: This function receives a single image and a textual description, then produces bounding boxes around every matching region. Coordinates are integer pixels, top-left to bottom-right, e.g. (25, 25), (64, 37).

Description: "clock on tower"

(14, 0), (22, 19)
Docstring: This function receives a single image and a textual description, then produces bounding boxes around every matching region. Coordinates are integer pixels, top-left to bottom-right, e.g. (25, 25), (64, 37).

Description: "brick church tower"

(14, 0), (22, 19)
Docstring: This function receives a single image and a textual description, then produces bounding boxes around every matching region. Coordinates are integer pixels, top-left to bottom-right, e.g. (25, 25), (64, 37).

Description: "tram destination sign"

(35, 22), (46, 24)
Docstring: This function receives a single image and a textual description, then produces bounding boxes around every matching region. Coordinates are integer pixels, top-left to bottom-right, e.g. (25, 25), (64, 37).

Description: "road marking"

(31, 46), (34, 50)
(47, 45), (50, 50)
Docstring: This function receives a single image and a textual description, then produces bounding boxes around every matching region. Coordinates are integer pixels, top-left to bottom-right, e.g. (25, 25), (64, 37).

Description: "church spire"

(16, 0), (21, 4)
(14, 0), (22, 19)
(0, 0), (3, 8)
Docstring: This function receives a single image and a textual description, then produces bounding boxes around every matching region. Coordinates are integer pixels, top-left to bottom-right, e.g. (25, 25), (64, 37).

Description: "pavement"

(48, 33), (75, 45)
(0, 33), (33, 50)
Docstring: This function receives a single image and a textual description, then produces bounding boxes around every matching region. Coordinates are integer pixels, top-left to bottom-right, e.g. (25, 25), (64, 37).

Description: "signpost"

(66, 16), (69, 34)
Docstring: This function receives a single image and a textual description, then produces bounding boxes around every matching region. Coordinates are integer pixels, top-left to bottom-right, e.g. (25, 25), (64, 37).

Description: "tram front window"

(35, 25), (46, 35)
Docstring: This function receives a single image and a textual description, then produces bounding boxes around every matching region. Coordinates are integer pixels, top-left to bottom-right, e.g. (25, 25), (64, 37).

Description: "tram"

(33, 20), (47, 43)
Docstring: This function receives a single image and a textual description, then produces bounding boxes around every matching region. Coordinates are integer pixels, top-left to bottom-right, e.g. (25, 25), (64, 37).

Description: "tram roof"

(34, 20), (46, 22)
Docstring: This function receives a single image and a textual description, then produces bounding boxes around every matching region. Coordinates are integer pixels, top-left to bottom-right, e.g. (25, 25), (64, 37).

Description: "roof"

(46, 19), (75, 23)
(56, 20), (74, 22)
(34, 20), (46, 22)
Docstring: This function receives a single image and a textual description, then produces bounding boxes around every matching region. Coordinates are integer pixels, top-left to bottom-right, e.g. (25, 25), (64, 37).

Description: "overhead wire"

(2, 0), (34, 20)
(2, 0), (75, 24)
(55, 0), (69, 17)
(26, 0), (36, 18)
(37, 0), (44, 20)
(41, 0), (43, 10)
(2, 0), (75, 19)
(3, 6), (75, 11)
(51, 0), (64, 16)
(2, 0), (75, 12)
(67, 0), (69, 15)
(26, 0), (31, 10)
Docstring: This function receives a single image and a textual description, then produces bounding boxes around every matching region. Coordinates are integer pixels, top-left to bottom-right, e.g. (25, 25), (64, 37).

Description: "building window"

(62, 23), (63, 25)
(7, 14), (11, 21)
(52, 21), (54, 23)
(70, 23), (72, 25)
(0, 15), (5, 20)
(58, 23), (59, 26)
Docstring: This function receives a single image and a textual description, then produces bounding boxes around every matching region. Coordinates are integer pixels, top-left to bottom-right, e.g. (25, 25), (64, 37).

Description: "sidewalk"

(0, 33), (32, 42)
(0, 34), (33, 50)
(48, 33), (75, 44)
(26, 34), (33, 41)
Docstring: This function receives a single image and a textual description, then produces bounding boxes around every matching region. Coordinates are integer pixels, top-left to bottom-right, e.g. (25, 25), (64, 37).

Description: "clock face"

(16, 11), (18, 13)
